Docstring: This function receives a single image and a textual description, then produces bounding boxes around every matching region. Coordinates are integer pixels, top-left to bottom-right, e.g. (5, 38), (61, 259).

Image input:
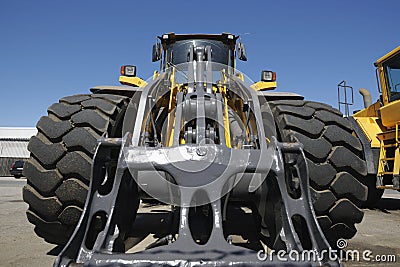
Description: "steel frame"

(54, 46), (340, 267)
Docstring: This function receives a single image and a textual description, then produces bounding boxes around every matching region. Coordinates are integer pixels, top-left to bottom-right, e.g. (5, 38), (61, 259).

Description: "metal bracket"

(54, 135), (340, 267)
(54, 56), (340, 267)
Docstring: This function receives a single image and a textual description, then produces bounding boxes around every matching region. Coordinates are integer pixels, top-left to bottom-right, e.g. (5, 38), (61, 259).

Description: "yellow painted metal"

(162, 67), (235, 148)
(134, 66), (260, 150)
(394, 123), (400, 176)
(374, 46), (400, 66)
(397, 123), (400, 144)
(119, 76), (147, 87)
(220, 71), (232, 148)
(377, 65), (391, 105)
(376, 126), (400, 177)
(377, 139), (387, 177)
(235, 72), (245, 82)
(380, 99), (400, 128)
(153, 70), (160, 80)
(377, 185), (398, 189)
(374, 47), (400, 106)
(394, 147), (400, 176)
(352, 100), (380, 117)
(384, 144), (396, 148)
(353, 117), (382, 148)
(166, 68), (178, 147)
(377, 128), (397, 141)
(351, 46), (400, 189)
(250, 81), (277, 91)
(223, 90), (232, 148)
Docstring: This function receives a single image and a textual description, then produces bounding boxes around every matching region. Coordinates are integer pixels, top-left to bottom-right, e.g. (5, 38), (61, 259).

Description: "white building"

(0, 127), (37, 176)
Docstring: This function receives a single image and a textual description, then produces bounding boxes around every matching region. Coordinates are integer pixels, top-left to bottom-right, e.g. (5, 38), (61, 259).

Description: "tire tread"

(23, 93), (128, 246)
(269, 99), (367, 243)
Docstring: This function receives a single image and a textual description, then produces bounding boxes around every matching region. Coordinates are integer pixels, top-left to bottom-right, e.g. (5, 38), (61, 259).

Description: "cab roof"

(374, 46), (400, 66)
(158, 32), (238, 49)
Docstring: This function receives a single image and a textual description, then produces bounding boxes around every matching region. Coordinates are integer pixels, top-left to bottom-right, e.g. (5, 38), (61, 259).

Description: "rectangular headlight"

(261, 70), (276, 82)
(121, 65), (136, 77)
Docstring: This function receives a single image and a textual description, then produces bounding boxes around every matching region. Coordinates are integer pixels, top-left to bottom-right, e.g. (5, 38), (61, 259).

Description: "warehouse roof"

(0, 140), (30, 158)
(0, 127), (37, 141)
(0, 127), (37, 158)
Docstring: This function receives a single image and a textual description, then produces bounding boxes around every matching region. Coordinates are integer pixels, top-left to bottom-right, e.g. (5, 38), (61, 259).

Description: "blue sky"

(0, 0), (398, 126)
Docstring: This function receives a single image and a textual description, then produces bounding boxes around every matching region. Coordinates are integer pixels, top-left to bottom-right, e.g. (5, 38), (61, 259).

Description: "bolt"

(196, 146), (207, 156)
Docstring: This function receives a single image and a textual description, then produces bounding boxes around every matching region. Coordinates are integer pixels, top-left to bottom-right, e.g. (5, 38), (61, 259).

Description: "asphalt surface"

(0, 176), (399, 266)
(0, 177), (54, 266)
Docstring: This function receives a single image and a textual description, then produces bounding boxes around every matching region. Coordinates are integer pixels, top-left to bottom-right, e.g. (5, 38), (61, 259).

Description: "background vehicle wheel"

(267, 99), (368, 245)
(23, 93), (129, 245)
(360, 175), (384, 208)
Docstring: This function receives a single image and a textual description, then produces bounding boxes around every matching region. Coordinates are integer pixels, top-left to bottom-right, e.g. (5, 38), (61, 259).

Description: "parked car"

(9, 160), (25, 178)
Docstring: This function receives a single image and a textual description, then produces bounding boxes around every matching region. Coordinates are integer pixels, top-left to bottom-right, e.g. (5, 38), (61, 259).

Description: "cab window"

(384, 53), (400, 102)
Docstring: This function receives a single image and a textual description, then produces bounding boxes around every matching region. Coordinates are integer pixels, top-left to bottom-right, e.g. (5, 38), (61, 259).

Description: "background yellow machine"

(351, 46), (400, 205)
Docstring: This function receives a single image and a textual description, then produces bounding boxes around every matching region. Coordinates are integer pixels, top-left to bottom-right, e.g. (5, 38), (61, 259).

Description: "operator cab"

(152, 33), (247, 71)
(382, 52), (400, 102)
(375, 46), (400, 104)
(119, 33), (276, 90)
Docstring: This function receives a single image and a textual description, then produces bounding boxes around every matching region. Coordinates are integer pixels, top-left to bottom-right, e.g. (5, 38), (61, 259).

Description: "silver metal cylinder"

(359, 88), (372, 108)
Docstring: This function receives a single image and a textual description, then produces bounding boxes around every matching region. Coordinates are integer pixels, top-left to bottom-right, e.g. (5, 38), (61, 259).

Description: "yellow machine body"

(250, 81), (277, 91)
(353, 46), (400, 189)
(119, 76), (147, 87)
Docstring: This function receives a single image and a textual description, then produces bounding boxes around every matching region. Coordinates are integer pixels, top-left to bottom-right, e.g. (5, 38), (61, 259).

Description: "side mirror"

(152, 42), (161, 62)
(237, 42), (247, 61)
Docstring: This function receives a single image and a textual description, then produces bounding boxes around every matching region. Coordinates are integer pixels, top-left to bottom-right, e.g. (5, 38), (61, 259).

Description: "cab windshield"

(163, 39), (234, 69)
(384, 53), (400, 102)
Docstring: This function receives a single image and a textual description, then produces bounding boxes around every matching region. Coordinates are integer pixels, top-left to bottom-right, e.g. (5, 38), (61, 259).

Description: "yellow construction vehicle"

(349, 46), (400, 205)
(24, 33), (370, 266)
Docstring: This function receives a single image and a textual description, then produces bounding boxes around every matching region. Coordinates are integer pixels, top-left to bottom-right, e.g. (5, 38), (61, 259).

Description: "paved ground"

(0, 176), (399, 266)
(344, 191), (400, 266)
(0, 177), (54, 266)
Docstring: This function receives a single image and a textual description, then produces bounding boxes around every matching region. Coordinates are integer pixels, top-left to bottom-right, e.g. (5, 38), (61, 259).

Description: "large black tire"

(268, 99), (368, 244)
(361, 174), (384, 208)
(23, 93), (129, 245)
